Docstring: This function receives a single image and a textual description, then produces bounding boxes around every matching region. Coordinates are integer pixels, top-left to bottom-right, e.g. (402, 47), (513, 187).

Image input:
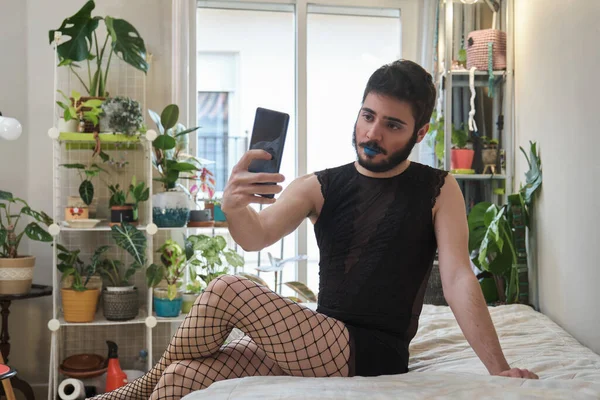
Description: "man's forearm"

(445, 272), (510, 375)
(223, 207), (267, 252)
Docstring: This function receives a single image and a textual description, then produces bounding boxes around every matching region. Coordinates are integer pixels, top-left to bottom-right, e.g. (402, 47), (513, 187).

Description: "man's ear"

(415, 123), (430, 144)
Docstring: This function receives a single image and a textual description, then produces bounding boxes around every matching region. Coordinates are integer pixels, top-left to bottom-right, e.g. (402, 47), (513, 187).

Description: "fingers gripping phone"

(248, 107), (290, 198)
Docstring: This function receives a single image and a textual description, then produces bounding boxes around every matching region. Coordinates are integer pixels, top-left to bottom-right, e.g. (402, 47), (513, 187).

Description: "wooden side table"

(0, 284), (52, 400)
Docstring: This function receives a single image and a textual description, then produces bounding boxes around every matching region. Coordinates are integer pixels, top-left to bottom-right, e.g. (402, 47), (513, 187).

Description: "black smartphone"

(248, 107), (290, 198)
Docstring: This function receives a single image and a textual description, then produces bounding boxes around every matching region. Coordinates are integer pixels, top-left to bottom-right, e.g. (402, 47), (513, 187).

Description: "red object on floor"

(105, 341), (128, 392)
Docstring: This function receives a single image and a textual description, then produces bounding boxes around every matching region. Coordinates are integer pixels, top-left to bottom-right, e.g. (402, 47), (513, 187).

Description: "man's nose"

(366, 124), (384, 141)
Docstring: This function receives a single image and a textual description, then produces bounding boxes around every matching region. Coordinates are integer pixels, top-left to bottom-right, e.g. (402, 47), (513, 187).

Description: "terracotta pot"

(451, 149), (475, 170)
(61, 288), (100, 323)
(0, 256), (35, 295)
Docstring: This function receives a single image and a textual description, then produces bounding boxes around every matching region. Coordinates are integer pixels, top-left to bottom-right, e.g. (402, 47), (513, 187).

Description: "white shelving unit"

(438, 0), (515, 206)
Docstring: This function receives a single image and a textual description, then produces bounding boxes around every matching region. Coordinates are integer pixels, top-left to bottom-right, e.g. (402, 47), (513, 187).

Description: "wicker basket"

(466, 29), (507, 71)
(102, 287), (139, 321)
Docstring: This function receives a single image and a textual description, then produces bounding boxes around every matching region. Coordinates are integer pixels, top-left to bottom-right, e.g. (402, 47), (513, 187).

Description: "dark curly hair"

(362, 59), (436, 134)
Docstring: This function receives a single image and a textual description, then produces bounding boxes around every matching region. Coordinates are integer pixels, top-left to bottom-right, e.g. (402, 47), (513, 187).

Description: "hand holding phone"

(221, 150), (286, 214)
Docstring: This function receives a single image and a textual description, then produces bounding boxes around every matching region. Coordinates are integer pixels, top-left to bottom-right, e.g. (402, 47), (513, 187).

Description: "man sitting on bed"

(93, 60), (538, 400)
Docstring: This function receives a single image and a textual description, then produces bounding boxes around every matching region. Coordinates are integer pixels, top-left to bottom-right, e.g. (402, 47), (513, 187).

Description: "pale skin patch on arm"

(431, 174), (473, 290)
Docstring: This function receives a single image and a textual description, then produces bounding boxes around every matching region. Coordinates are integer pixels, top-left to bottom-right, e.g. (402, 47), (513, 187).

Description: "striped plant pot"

(0, 256), (35, 295)
(102, 287), (139, 321)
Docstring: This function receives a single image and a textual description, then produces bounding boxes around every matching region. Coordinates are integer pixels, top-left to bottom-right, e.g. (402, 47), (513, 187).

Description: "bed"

(182, 304), (600, 399)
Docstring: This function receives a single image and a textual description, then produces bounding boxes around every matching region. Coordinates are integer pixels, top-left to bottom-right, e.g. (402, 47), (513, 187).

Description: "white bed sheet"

(183, 304), (600, 399)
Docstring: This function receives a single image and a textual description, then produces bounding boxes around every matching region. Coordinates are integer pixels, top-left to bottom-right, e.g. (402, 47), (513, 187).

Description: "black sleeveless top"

(314, 161), (448, 346)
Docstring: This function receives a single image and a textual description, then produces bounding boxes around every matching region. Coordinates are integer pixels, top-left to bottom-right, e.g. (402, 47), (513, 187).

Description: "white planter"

(58, 117), (79, 133)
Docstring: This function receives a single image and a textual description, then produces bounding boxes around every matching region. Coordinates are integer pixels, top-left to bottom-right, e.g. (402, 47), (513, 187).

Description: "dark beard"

(352, 124), (418, 173)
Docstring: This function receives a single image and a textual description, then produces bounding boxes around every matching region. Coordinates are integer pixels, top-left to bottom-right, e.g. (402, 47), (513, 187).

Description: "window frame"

(185, 0), (422, 284)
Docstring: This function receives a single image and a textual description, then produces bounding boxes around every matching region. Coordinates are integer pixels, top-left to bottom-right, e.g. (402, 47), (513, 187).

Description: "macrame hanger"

(468, 66), (478, 133)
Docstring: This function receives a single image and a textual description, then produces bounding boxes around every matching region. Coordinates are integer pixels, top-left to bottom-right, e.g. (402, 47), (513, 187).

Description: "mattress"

(182, 304), (600, 399)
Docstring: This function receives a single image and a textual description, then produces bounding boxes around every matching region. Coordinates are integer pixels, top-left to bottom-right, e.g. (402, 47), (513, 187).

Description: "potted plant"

(189, 180), (216, 227)
(426, 113), (474, 171)
(146, 240), (186, 317)
(94, 223), (147, 321)
(49, 0), (149, 99)
(181, 279), (205, 314)
(56, 90), (104, 133)
(468, 142), (542, 304)
(108, 176), (149, 226)
(58, 244), (108, 322)
(100, 96), (144, 136)
(0, 191), (53, 294)
(186, 234), (244, 285)
(148, 104), (212, 227)
(180, 234), (244, 313)
(450, 123), (474, 171)
(60, 163), (107, 221)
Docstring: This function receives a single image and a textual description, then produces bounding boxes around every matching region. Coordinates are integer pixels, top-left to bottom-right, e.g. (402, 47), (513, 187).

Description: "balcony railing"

(198, 134), (249, 192)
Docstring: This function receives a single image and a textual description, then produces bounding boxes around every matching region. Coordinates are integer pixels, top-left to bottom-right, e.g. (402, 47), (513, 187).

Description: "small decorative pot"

(153, 288), (183, 317)
(188, 210), (214, 228)
(482, 148), (499, 165)
(213, 204), (226, 222)
(61, 288), (100, 323)
(102, 286), (139, 321)
(181, 292), (201, 314)
(58, 117), (79, 133)
(65, 206), (89, 221)
(110, 204), (136, 226)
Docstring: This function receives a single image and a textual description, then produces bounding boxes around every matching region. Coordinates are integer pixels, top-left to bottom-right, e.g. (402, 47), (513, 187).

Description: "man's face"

(353, 92), (429, 173)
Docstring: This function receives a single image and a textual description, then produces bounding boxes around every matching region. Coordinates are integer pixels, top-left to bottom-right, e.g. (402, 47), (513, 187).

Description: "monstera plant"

(49, 0), (149, 97)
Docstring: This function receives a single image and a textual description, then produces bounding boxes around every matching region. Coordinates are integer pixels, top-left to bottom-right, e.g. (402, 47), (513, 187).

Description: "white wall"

(514, 0), (600, 353)
(0, 0), (172, 395)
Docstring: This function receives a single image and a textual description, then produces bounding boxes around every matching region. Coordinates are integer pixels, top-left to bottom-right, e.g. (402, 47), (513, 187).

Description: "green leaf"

(148, 109), (164, 134)
(21, 207), (53, 226)
(82, 99), (103, 108)
(174, 126), (200, 137)
(99, 151), (110, 162)
(146, 263), (164, 287)
(223, 250), (244, 268)
(49, 0), (99, 63)
(24, 222), (52, 242)
(160, 105), (179, 132)
(170, 162), (199, 172)
(0, 191), (13, 201)
(104, 16), (149, 73)
(0, 228), (6, 248)
(59, 267), (76, 278)
(483, 205), (498, 228)
(110, 222), (147, 267)
(79, 180), (94, 205)
(61, 163), (86, 170)
(468, 202), (493, 231)
(284, 281), (317, 302)
(153, 134), (176, 150)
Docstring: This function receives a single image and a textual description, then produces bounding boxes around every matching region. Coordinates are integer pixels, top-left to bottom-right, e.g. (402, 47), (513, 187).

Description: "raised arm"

(221, 150), (320, 252)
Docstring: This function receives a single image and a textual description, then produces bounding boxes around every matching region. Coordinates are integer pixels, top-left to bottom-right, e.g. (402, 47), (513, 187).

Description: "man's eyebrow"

(361, 107), (407, 126)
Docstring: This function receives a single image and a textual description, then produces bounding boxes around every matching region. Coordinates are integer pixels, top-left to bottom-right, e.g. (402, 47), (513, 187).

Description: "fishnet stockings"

(89, 275), (351, 400)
